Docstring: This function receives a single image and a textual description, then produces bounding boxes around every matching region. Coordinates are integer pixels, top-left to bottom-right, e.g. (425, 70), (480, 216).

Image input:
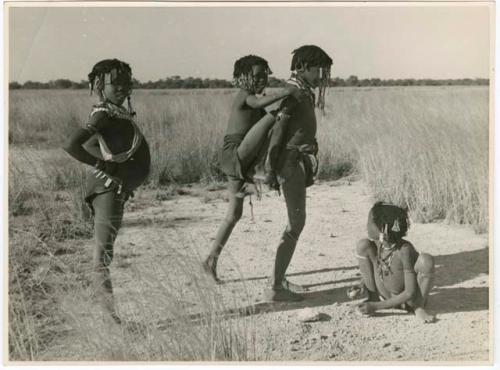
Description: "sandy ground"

(48, 180), (490, 363)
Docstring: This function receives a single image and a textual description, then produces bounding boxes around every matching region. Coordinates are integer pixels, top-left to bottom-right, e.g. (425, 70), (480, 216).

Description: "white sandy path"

(67, 180), (489, 362)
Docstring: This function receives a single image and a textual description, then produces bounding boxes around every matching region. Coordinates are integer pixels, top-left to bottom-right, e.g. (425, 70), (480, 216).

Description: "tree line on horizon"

(9, 75), (489, 90)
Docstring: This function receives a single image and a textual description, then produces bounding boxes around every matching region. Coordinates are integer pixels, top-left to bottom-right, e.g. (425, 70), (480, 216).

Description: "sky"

(8, 3), (492, 83)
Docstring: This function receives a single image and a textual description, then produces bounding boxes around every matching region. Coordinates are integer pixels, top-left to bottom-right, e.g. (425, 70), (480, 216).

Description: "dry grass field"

(7, 86), (490, 361)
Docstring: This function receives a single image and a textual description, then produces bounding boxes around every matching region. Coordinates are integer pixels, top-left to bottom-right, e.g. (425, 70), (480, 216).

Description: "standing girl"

(64, 59), (150, 323)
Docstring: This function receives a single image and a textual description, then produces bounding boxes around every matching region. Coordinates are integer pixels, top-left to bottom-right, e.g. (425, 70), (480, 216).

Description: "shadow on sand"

(222, 265), (358, 284)
(154, 247), (489, 329)
(225, 247), (490, 319)
(429, 246), (489, 314)
(429, 287), (489, 315)
(226, 246), (490, 316)
(122, 215), (205, 228)
(156, 283), (355, 329)
(434, 247), (488, 286)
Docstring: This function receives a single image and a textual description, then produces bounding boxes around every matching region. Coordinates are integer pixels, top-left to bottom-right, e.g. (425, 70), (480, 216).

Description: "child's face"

(250, 65), (269, 94)
(103, 82), (130, 105)
(301, 65), (330, 88)
(101, 71), (132, 106)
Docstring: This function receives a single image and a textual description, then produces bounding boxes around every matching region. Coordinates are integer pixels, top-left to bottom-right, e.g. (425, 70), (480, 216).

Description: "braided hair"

(88, 59), (135, 115)
(291, 45), (333, 110)
(367, 202), (410, 244)
(232, 55), (272, 92)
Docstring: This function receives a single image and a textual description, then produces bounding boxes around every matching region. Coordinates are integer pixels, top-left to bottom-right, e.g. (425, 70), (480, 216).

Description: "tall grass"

(9, 144), (94, 359)
(9, 89), (233, 184)
(8, 229), (69, 360)
(137, 90), (232, 184)
(317, 86), (488, 231)
(58, 245), (258, 361)
(10, 226), (258, 361)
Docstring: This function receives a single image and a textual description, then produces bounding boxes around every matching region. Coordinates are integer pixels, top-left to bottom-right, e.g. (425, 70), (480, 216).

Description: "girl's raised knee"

(356, 238), (374, 256)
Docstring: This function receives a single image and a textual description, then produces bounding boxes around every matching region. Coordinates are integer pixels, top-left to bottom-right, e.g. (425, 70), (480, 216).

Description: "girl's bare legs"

(237, 113), (276, 171)
(268, 157), (306, 301)
(91, 191), (125, 323)
(204, 114), (275, 282)
(355, 239), (392, 301)
(411, 253), (436, 323)
(204, 180), (244, 283)
(355, 239), (380, 301)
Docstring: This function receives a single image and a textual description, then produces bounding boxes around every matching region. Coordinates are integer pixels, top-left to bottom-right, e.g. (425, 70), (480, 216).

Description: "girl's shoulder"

(87, 102), (135, 133)
(90, 102), (110, 115)
(235, 88), (251, 104)
(399, 239), (415, 249)
(396, 240), (419, 262)
(90, 102), (133, 121)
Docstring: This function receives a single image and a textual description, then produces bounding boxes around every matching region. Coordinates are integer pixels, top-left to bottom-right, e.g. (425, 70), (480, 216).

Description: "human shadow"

(222, 265), (358, 284)
(429, 287), (489, 314)
(156, 284), (354, 329)
(230, 284), (353, 319)
(122, 215), (205, 228)
(433, 247), (488, 287)
(302, 277), (359, 289)
(429, 246), (489, 314)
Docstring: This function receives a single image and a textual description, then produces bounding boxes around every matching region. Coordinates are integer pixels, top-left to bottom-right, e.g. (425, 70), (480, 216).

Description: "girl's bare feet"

(414, 307), (436, 323)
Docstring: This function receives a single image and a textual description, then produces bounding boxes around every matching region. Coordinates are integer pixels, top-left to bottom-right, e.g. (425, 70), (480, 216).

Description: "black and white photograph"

(5, 1), (494, 364)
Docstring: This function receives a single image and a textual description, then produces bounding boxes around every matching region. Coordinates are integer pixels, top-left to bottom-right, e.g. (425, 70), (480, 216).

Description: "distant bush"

(9, 76), (489, 90)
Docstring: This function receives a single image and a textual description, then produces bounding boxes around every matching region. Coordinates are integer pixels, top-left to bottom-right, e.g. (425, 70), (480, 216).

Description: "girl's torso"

(374, 240), (419, 297)
(281, 84), (317, 146)
(89, 103), (151, 191)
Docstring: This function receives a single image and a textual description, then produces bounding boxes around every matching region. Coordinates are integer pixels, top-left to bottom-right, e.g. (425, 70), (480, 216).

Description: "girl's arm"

(63, 111), (108, 168)
(245, 85), (300, 109)
(83, 134), (103, 160)
(63, 128), (103, 167)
